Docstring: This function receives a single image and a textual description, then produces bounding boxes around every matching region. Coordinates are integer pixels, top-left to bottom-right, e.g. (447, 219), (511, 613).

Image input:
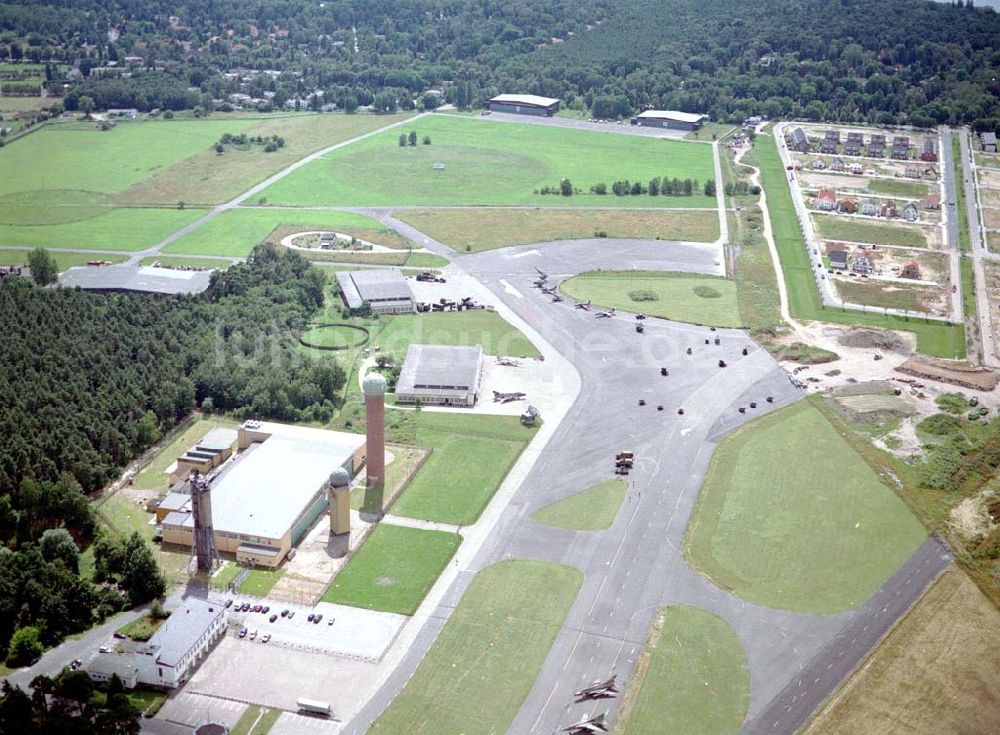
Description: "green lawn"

(0, 207), (208, 251)
(757, 134), (964, 358)
(619, 606), (748, 735)
(0, 248), (127, 270)
(369, 560), (582, 734)
(96, 492), (154, 542)
(532, 479), (627, 531)
(260, 114), (716, 208)
(866, 178), (930, 199)
(164, 207), (412, 257)
(210, 561), (242, 591)
(684, 401), (927, 613)
(394, 208), (721, 252)
(0, 119), (255, 198)
(323, 524), (460, 615)
(559, 270), (742, 327)
(132, 417), (240, 491)
(116, 613), (165, 642)
(835, 279), (943, 314)
(239, 567), (285, 597)
(140, 255), (232, 269)
(961, 257), (977, 319)
(953, 136), (971, 253)
(812, 215), (928, 248)
(388, 412), (536, 526)
(377, 310), (541, 359)
(301, 324), (368, 349)
(231, 705), (262, 735)
(249, 708), (281, 735)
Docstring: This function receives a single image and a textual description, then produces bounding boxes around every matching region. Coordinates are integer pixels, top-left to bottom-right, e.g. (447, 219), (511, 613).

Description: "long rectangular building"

(335, 268), (415, 314)
(159, 421), (366, 566)
(487, 94), (561, 117)
(395, 344), (484, 407)
(631, 110), (707, 131)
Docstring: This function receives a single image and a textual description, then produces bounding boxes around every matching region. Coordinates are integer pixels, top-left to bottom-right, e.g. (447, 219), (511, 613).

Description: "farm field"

(394, 207), (720, 252)
(618, 606), (748, 735)
(802, 568), (1000, 735)
(369, 560), (582, 734)
(757, 135), (964, 357)
(116, 112), (413, 205)
(834, 278), (946, 315)
(0, 207), (207, 251)
(260, 114), (716, 208)
(163, 208), (413, 257)
(0, 248), (127, 270)
(322, 524), (460, 615)
(684, 400), (927, 613)
(560, 270), (742, 327)
(532, 479), (627, 531)
(389, 412), (535, 526)
(812, 215), (929, 248)
(0, 96), (49, 112)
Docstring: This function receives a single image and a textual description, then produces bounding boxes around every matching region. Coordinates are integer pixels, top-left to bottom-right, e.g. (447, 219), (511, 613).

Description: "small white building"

(87, 598), (226, 689)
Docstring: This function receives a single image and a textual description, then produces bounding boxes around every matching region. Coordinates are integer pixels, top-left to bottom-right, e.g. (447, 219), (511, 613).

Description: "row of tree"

(1, 672), (141, 734)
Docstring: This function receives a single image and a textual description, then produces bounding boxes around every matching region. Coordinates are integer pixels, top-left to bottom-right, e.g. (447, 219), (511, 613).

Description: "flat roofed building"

(87, 598), (224, 689)
(59, 265), (213, 295)
(395, 344), (484, 407)
(335, 268), (415, 314)
(631, 110), (708, 131)
(487, 94), (561, 116)
(982, 132), (998, 153)
(169, 427), (238, 484)
(160, 422), (367, 566)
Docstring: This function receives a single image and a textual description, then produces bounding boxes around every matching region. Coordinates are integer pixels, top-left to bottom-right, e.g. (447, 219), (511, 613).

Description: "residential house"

(838, 198), (858, 214)
(845, 131), (864, 156)
(830, 157), (845, 172)
(812, 158), (826, 170)
(904, 167), (921, 179)
(860, 198), (877, 216)
(880, 200), (898, 218)
(891, 135), (910, 160)
(820, 130), (841, 155)
(902, 202), (919, 221)
(867, 134), (886, 157)
(815, 188), (837, 211)
(829, 250), (849, 270)
(852, 251), (873, 275)
(900, 261), (921, 279)
(982, 132), (998, 153)
(922, 193), (941, 210)
(849, 162), (864, 175)
(920, 138), (938, 162)
(789, 127), (810, 152)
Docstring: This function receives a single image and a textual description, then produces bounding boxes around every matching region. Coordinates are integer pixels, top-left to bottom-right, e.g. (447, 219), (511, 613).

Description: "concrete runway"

(344, 233), (952, 734)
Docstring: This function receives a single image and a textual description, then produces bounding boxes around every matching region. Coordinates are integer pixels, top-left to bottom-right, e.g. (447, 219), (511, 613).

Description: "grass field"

(369, 560), (582, 734)
(0, 207), (208, 251)
(0, 120), (253, 199)
(953, 136), (971, 252)
(210, 562), (242, 591)
(812, 215), (928, 248)
(238, 567), (285, 597)
(389, 412), (535, 525)
(0, 96), (49, 112)
(376, 310), (541, 359)
(116, 613), (166, 642)
(132, 417), (240, 491)
(560, 270), (742, 327)
(618, 606), (748, 735)
(835, 279), (943, 314)
(300, 324), (368, 349)
(260, 114), (716, 208)
(865, 178), (930, 199)
(394, 208), (721, 252)
(757, 134), (964, 357)
(164, 207), (412, 257)
(140, 255), (232, 269)
(684, 400), (927, 613)
(322, 524), (460, 615)
(116, 113), (413, 205)
(0, 248), (127, 270)
(802, 568), (1000, 735)
(961, 256), (978, 319)
(532, 479), (627, 531)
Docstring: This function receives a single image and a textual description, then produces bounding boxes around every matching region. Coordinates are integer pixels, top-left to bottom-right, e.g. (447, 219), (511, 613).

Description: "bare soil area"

(896, 357), (1000, 391)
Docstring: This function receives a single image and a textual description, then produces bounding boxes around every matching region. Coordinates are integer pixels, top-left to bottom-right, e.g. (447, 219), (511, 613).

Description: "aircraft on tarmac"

(575, 300), (591, 311)
(561, 712), (609, 734)
(595, 307), (616, 318)
(574, 676), (619, 701)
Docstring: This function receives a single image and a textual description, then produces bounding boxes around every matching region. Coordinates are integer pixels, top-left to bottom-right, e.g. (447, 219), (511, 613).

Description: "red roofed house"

(900, 261), (921, 280)
(838, 198), (858, 214)
(815, 188), (837, 211)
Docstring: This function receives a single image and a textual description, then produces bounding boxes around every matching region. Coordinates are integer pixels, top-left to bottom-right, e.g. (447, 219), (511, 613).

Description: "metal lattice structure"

(190, 473), (219, 572)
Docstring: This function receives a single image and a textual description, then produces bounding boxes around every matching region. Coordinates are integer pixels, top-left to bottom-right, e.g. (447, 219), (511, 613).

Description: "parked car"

(253, 605), (262, 613)
(280, 610), (289, 618)
(262, 606), (270, 614)
(238, 627), (247, 639)
(70, 659), (83, 670)
(249, 630), (257, 641)
(269, 614), (277, 623)
(113, 632), (126, 639)
(327, 618), (335, 626)
(261, 634), (271, 643)
(314, 614), (323, 624)
(224, 599), (233, 608)
(287, 611), (295, 619)
(307, 613), (315, 622)
(99, 646), (112, 653)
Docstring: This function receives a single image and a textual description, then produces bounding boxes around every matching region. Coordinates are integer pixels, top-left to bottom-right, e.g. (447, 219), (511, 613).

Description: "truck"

(296, 698), (331, 717)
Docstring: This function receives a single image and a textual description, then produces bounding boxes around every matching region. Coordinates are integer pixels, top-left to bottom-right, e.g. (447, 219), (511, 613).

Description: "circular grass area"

(0, 190), (114, 225)
(693, 285), (722, 298)
(300, 324), (370, 351)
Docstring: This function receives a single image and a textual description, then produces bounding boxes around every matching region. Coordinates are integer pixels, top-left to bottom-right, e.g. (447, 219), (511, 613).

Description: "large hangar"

(335, 268), (415, 314)
(394, 344), (484, 407)
(487, 94), (561, 117)
(631, 110), (708, 131)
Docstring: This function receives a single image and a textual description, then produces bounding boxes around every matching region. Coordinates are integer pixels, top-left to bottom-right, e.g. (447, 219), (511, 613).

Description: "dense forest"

(1, 0), (999, 128)
(1, 671), (142, 734)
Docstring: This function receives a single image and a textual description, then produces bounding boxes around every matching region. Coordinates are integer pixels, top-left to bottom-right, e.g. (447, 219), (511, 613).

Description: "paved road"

(956, 128), (999, 366)
(342, 228), (952, 735)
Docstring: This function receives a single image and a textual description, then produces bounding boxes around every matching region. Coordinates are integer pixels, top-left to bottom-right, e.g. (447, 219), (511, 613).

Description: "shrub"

(917, 413), (963, 436)
(693, 285), (722, 298)
(936, 393), (969, 414)
(628, 290), (659, 302)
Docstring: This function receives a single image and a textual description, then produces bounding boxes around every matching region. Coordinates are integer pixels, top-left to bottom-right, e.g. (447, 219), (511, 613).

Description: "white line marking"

(499, 279), (523, 298)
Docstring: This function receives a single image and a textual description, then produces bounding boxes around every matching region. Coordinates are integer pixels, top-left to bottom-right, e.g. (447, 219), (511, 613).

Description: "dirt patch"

(831, 380), (897, 397)
(984, 209), (1000, 230)
(896, 357), (1000, 391)
(950, 489), (997, 541)
(837, 328), (912, 354)
(375, 577), (397, 587)
(980, 168), (1000, 189)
